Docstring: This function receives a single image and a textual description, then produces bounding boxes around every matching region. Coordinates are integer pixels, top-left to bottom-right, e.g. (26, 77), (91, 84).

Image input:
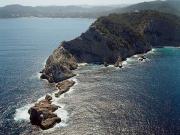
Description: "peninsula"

(29, 10), (180, 129)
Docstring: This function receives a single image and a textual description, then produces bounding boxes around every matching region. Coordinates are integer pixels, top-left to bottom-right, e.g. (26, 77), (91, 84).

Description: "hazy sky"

(0, 0), (156, 6)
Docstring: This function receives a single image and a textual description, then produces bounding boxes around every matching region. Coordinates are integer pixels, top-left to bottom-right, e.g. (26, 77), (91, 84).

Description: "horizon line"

(0, 3), (130, 8)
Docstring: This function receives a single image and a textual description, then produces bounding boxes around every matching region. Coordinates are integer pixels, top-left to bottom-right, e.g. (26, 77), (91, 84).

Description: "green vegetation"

(91, 10), (180, 49)
(114, 0), (180, 17)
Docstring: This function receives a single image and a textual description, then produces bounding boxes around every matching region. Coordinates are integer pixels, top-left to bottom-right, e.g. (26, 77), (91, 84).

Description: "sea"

(0, 18), (180, 135)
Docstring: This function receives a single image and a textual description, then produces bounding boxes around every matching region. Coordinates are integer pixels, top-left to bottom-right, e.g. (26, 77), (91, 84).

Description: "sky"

(0, 0), (157, 6)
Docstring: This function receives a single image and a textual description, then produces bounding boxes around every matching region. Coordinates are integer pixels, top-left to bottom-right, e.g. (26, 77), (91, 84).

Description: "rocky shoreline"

(28, 80), (75, 130)
(28, 10), (180, 130)
(28, 52), (150, 130)
(40, 11), (180, 84)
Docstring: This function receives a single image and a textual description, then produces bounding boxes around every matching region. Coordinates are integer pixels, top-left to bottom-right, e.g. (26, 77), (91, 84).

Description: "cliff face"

(41, 47), (77, 83)
(98, 11), (180, 47)
(41, 11), (180, 83)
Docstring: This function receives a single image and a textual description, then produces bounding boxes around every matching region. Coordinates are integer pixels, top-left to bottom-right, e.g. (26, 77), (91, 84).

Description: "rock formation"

(55, 80), (75, 97)
(28, 80), (75, 130)
(33, 10), (180, 130)
(28, 95), (61, 130)
(40, 47), (77, 83)
(41, 11), (180, 83)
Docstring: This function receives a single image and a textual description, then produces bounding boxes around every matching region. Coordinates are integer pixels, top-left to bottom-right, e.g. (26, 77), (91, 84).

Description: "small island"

(29, 10), (180, 130)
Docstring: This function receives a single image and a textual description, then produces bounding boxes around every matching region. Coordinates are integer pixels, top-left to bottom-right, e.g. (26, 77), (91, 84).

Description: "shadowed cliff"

(41, 11), (180, 83)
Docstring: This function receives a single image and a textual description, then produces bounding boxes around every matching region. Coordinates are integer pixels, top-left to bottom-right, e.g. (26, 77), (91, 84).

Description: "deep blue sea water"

(0, 18), (180, 135)
(0, 18), (95, 135)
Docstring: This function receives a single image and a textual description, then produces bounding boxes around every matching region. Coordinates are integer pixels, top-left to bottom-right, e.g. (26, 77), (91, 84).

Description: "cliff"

(41, 11), (180, 83)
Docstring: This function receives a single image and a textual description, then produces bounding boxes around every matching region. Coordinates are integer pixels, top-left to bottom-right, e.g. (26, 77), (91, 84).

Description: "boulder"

(55, 80), (75, 97)
(28, 107), (43, 125)
(34, 100), (58, 112)
(45, 95), (52, 101)
(114, 57), (123, 68)
(138, 55), (146, 61)
(104, 62), (109, 67)
(41, 117), (61, 130)
(28, 96), (61, 130)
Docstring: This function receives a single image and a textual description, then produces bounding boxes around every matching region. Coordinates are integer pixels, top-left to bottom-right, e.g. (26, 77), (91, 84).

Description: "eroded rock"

(45, 94), (53, 101)
(40, 47), (78, 83)
(114, 57), (123, 68)
(55, 80), (75, 97)
(41, 117), (61, 130)
(28, 95), (61, 130)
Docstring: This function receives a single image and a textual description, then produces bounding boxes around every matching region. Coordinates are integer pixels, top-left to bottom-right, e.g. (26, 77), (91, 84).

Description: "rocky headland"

(41, 10), (180, 83)
(28, 95), (61, 130)
(29, 10), (180, 130)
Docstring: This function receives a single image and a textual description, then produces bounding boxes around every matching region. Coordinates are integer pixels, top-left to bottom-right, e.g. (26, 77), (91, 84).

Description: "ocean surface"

(0, 18), (180, 135)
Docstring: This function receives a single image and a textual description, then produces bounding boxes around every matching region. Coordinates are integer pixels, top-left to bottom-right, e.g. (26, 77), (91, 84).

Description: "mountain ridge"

(0, 4), (123, 18)
(1, 1), (180, 18)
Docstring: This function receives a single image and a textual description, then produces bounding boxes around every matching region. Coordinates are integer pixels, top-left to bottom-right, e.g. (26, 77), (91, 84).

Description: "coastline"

(25, 48), (153, 130)
(35, 46), (180, 134)
(13, 49), (148, 128)
(14, 46), (180, 131)
(14, 76), (78, 130)
(1, 3), (179, 134)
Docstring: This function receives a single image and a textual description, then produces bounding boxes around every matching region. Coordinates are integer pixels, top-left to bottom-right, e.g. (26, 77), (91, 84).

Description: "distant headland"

(0, 0), (180, 18)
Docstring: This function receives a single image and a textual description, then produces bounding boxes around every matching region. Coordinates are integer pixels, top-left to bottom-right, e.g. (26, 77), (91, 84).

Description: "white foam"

(14, 76), (79, 130)
(37, 72), (41, 79)
(46, 91), (73, 130)
(122, 61), (128, 66)
(14, 104), (33, 122)
(106, 52), (152, 69)
(78, 63), (88, 66)
(53, 104), (69, 128)
(14, 92), (71, 129)
(107, 65), (114, 67)
(42, 58), (48, 67)
(146, 48), (156, 54)
(37, 95), (47, 102)
(133, 54), (139, 58)
(76, 73), (80, 77)
(30, 72), (41, 80)
(127, 57), (136, 62)
(68, 77), (78, 86)
(106, 60), (128, 68)
(51, 78), (79, 128)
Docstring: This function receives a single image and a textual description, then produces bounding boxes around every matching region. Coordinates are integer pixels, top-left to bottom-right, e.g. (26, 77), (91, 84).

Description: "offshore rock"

(28, 95), (61, 130)
(55, 80), (75, 97)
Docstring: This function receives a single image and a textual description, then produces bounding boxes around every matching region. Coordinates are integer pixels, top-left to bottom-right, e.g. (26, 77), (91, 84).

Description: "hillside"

(40, 11), (180, 83)
(0, 4), (122, 18)
(114, 0), (180, 16)
(1, 1), (180, 18)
